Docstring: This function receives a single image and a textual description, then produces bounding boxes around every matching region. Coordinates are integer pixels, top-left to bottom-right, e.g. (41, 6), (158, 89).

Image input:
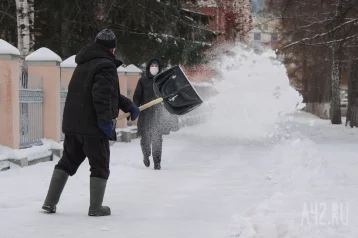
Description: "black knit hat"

(95, 29), (117, 49)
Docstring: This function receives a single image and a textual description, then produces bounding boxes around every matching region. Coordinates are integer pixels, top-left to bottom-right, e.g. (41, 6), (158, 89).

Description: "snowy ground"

(1, 46), (357, 237)
(0, 112), (357, 238)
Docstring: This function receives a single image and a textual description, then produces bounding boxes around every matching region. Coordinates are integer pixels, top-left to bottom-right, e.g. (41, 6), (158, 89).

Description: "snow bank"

(0, 39), (20, 55)
(60, 55), (77, 68)
(0, 161), (10, 171)
(0, 146), (7, 161)
(41, 138), (62, 150)
(179, 44), (304, 140)
(266, 136), (326, 190)
(25, 47), (62, 62)
(228, 136), (328, 237)
(0, 142), (52, 162)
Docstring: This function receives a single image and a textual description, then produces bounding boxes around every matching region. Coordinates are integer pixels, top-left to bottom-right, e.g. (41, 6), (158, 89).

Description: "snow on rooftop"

(117, 66), (126, 72)
(0, 39), (20, 55)
(197, 0), (218, 7)
(60, 55), (77, 68)
(25, 47), (62, 62)
(117, 64), (142, 73)
(185, 0), (218, 7)
(126, 64), (142, 73)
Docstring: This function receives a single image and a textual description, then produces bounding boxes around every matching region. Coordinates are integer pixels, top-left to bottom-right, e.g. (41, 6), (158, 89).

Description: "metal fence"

(60, 82), (68, 141)
(19, 72), (44, 148)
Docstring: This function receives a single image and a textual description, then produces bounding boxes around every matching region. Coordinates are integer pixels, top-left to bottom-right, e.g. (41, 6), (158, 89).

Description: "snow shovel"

(117, 65), (203, 120)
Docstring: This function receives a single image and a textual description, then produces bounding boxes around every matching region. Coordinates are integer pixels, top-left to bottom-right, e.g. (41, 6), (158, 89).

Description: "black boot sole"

(143, 158), (150, 167)
(88, 207), (111, 216)
(42, 205), (56, 213)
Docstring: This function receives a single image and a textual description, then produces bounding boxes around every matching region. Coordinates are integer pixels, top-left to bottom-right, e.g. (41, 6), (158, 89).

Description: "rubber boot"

(143, 156), (150, 167)
(154, 157), (161, 170)
(154, 162), (161, 170)
(88, 177), (111, 216)
(42, 169), (69, 213)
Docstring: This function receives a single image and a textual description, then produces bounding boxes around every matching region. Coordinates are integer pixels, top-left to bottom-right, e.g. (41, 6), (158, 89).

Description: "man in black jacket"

(133, 58), (179, 170)
(42, 29), (140, 216)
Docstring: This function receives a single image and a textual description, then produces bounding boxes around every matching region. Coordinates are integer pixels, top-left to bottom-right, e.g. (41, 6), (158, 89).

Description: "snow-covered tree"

(32, 0), (218, 67)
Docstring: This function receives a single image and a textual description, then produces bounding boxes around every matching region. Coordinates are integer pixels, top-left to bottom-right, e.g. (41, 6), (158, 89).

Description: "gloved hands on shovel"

(127, 103), (140, 121)
(98, 119), (118, 137)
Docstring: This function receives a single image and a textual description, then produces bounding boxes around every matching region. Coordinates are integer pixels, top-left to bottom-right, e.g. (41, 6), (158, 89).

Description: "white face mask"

(150, 66), (159, 76)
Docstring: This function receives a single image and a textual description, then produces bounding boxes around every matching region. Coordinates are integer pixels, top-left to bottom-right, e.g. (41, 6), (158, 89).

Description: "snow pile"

(0, 145), (6, 161)
(179, 45), (304, 140)
(228, 192), (307, 238)
(228, 136), (328, 238)
(0, 142), (52, 162)
(266, 136), (326, 188)
(0, 161), (10, 171)
(41, 138), (62, 150)
(0, 39), (20, 55)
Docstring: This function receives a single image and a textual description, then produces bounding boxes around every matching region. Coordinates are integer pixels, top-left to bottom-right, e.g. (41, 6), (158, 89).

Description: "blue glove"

(98, 122), (113, 137)
(128, 104), (140, 121)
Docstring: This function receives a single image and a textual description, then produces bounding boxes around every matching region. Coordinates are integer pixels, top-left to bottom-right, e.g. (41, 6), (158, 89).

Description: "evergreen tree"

(31, 0), (217, 67)
(0, 0), (18, 47)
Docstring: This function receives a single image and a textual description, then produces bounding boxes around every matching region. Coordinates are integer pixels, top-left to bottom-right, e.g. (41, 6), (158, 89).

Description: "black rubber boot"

(143, 156), (150, 167)
(153, 155), (161, 170)
(154, 163), (161, 170)
(42, 169), (69, 213)
(88, 177), (111, 217)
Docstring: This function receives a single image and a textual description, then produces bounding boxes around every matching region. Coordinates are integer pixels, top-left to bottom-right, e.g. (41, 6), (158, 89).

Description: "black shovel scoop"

(117, 65), (203, 120)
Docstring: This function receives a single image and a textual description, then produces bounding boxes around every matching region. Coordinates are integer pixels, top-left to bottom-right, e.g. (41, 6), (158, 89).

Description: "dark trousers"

(55, 134), (110, 179)
(140, 131), (163, 164)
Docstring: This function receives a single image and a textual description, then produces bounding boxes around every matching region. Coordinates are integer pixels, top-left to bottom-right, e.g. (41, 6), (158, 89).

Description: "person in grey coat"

(133, 58), (179, 170)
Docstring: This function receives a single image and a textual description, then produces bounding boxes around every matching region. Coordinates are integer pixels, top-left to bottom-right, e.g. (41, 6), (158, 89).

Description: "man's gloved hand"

(98, 120), (115, 137)
(127, 104), (140, 121)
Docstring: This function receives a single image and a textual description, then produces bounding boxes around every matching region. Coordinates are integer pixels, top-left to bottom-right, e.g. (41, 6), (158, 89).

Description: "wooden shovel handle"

(117, 97), (164, 120)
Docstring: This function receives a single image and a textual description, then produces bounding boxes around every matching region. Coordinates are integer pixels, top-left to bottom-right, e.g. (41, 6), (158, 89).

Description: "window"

(254, 33), (261, 41)
(271, 33), (278, 42)
(263, 24), (268, 30)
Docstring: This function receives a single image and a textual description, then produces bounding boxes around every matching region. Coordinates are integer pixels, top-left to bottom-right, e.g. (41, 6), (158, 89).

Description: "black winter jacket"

(133, 58), (179, 137)
(62, 43), (133, 140)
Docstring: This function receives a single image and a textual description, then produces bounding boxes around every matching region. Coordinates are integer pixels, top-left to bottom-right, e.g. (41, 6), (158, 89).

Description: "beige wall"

(116, 73), (141, 127)
(60, 69), (74, 89)
(0, 43), (145, 149)
(28, 62), (61, 142)
(0, 57), (20, 149)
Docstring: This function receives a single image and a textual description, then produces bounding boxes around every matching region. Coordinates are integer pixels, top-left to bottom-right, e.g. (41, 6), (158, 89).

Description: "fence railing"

(60, 82), (68, 141)
(19, 73), (44, 148)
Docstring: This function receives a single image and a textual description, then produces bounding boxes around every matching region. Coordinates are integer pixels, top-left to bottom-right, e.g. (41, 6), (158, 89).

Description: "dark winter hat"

(95, 29), (117, 49)
(149, 58), (160, 65)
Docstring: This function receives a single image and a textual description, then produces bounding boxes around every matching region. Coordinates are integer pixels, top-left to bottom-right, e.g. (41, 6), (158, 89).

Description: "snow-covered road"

(1, 113), (358, 238)
(0, 130), (273, 238)
(2, 46), (358, 237)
